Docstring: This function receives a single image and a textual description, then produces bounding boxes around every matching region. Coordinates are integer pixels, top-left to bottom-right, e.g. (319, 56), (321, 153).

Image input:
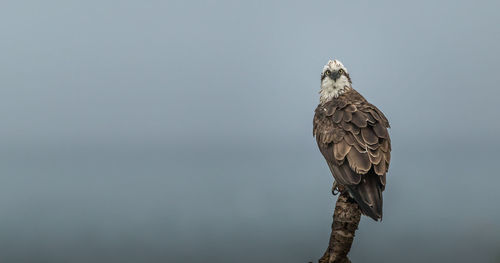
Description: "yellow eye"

(338, 69), (344, 74)
(325, 70), (331, 75)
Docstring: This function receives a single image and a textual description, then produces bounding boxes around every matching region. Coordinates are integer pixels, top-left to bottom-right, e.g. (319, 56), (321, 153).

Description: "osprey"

(313, 59), (391, 221)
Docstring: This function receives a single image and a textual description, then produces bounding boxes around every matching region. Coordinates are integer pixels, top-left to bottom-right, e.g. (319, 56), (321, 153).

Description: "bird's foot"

(331, 181), (340, 196)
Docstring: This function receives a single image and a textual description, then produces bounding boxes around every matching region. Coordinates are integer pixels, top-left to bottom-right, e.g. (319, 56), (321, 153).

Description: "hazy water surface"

(1, 140), (499, 263)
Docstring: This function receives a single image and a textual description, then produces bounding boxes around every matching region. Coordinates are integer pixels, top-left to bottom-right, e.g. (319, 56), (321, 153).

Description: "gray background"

(1, 0), (499, 262)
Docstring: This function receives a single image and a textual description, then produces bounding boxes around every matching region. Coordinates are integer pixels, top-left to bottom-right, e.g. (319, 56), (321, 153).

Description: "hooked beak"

(329, 70), (341, 82)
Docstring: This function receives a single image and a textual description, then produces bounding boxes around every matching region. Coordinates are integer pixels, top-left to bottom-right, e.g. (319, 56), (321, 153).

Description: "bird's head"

(320, 59), (352, 103)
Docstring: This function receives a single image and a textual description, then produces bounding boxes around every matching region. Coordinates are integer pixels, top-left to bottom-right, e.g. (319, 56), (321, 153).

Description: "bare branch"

(318, 191), (361, 263)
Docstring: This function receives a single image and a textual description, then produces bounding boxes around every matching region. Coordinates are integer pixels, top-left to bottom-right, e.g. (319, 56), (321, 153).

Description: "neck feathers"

(320, 86), (351, 104)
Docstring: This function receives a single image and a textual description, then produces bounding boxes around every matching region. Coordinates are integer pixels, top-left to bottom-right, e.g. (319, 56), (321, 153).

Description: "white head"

(320, 59), (352, 103)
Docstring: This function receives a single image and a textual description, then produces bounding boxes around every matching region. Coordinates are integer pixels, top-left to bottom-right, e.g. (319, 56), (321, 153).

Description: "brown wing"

(314, 100), (390, 177)
(313, 92), (391, 220)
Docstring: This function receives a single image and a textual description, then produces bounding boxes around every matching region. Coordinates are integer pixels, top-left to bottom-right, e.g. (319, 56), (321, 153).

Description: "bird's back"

(314, 89), (391, 220)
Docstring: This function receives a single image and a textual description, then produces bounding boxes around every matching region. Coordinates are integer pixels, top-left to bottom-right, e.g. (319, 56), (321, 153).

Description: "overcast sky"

(1, 0), (499, 147)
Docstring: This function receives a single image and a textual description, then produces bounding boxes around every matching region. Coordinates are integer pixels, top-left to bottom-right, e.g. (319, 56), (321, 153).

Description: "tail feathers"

(346, 172), (383, 221)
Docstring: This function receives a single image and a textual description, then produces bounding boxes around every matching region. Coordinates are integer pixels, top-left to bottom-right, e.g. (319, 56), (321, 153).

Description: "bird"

(313, 59), (391, 221)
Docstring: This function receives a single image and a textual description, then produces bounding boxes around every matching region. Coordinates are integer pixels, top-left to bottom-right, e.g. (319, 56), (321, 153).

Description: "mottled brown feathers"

(313, 88), (391, 220)
(314, 89), (391, 176)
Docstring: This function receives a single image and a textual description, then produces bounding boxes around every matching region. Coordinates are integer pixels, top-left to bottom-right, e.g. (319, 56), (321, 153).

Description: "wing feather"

(334, 140), (351, 161)
(327, 162), (361, 185)
(373, 122), (389, 138)
(325, 106), (336, 116)
(351, 111), (368, 127)
(332, 110), (344, 123)
(368, 149), (383, 165)
(341, 121), (360, 134)
(380, 139), (390, 152)
(347, 148), (371, 174)
(374, 159), (387, 175)
(361, 127), (378, 145)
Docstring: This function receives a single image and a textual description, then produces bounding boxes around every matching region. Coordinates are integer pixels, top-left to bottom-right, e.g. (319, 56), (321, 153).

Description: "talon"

(331, 181), (339, 195)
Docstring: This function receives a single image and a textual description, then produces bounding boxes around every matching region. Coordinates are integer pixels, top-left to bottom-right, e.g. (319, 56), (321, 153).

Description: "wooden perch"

(318, 191), (361, 263)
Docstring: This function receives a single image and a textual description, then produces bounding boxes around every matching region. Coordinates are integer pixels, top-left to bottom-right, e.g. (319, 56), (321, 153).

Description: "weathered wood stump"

(318, 191), (361, 263)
